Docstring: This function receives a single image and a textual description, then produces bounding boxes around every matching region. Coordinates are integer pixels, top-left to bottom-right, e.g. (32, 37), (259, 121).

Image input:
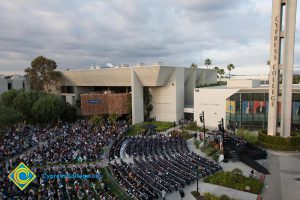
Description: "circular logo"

(13, 168), (30, 185)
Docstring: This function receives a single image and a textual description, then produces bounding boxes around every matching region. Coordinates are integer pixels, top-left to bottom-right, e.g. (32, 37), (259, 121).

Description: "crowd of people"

(0, 124), (68, 162)
(1, 118), (223, 200)
(0, 119), (129, 199)
(4, 120), (128, 169)
(1, 163), (117, 200)
(108, 135), (222, 200)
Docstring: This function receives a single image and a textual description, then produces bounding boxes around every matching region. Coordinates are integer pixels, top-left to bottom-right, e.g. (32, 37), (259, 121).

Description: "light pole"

(199, 111), (206, 140)
(196, 166), (200, 194)
(218, 118), (228, 162)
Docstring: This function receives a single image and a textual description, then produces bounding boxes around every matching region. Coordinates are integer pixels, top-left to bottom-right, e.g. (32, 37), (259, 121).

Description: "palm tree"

(204, 59), (212, 69)
(219, 68), (225, 82)
(190, 63), (198, 68)
(227, 64), (235, 79)
(214, 66), (220, 80)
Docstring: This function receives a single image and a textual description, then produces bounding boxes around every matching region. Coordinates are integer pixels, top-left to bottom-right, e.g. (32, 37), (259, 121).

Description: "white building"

(0, 74), (27, 94)
(59, 64), (217, 124)
(194, 79), (300, 135)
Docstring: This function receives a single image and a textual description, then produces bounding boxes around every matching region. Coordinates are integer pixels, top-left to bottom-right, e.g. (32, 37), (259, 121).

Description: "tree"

(31, 94), (65, 123)
(190, 63), (198, 68)
(143, 87), (153, 121)
(0, 106), (22, 128)
(13, 91), (45, 121)
(219, 68), (225, 81)
(214, 67), (226, 82)
(227, 64), (235, 80)
(90, 115), (105, 127)
(0, 89), (21, 108)
(61, 102), (77, 122)
(108, 112), (119, 126)
(25, 56), (61, 92)
(204, 58), (212, 69)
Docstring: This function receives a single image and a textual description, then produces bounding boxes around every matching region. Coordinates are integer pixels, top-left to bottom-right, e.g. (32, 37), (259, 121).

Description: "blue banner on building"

(88, 99), (101, 104)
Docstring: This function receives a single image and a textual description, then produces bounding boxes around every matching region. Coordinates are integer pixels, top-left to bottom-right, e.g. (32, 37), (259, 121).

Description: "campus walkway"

(259, 150), (300, 200)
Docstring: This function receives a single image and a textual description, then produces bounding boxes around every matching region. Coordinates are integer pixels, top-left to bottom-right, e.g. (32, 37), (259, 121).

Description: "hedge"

(258, 132), (300, 151)
(204, 193), (238, 200)
(204, 172), (264, 194)
(127, 121), (173, 136)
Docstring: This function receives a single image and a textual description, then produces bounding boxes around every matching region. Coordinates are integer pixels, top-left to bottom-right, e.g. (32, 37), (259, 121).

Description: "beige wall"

(194, 88), (239, 128)
(0, 79), (7, 94)
(131, 69), (144, 124)
(59, 66), (217, 123)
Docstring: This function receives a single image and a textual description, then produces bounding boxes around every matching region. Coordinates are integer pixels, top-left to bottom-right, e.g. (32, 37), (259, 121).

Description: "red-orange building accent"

(80, 93), (131, 116)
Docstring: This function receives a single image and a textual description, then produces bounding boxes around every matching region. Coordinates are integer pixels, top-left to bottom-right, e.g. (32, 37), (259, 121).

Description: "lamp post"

(196, 166), (200, 194)
(218, 118), (228, 162)
(199, 111), (206, 140)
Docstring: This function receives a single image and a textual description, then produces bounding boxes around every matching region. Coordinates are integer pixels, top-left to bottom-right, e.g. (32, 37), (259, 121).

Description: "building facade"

(0, 74), (27, 94)
(194, 80), (300, 134)
(59, 64), (217, 124)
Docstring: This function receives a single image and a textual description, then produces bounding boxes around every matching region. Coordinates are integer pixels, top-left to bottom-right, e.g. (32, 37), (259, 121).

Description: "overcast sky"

(0, 0), (299, 75)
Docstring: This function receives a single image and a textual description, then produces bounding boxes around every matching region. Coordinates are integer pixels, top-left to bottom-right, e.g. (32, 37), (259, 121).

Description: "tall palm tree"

(214, 66), (220, 80)
(227, 64), (235, 80)
(190, 63), (198, 68)
(204, 59), (212, 69)
(219, 68), (225, 82)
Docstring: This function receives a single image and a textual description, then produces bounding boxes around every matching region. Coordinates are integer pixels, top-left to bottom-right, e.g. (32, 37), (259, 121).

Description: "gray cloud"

(0, 0), (299, 75)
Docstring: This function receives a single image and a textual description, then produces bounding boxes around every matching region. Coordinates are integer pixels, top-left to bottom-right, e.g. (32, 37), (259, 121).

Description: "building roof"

(60, 65), (216, 87)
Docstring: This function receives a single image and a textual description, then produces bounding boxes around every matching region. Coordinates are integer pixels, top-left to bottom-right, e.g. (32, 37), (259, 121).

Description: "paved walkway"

(259, 151), (300, 200)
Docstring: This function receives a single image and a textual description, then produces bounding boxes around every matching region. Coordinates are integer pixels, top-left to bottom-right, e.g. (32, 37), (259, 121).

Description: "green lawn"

(180, 122), (208, 132)
(126, 121), (173, 136)
(204, 172), (264, 194)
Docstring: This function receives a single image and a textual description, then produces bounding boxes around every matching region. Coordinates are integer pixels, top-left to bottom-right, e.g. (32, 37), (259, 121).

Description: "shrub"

(204, 172), (264, 194)
(258, 132), (300, 151)
(220, 195), (231, 200)
(231, 168), (243, 175)
(212, 151), (220, 162)
(169, 130), (193, 140)
(236, 129), (258, 145)
(204, 193), (237, 200)
(194, 140), (200, 149)
(180, 122), (209, 132)
(127, 121), (173, 136)
(191, 191), (200, 197)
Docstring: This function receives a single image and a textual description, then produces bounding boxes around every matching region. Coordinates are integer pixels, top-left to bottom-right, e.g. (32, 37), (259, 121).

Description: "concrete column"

(268, 0), (283, 136)
(131, 68), (144, 124)
(280, 0), (297, 137)
(175, 68), (185, 122)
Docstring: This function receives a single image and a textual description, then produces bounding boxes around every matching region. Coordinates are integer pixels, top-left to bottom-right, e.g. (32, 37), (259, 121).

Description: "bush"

(236, 129), (258, 145)
(180, 122), (209, 132)
(204, 193), (237, 200)
(220, 194), (231, 200)
(191, 191), (200, 197)
(258, 132), (300, 151)
(194, 140), (200, 149)
(212, 151), (220, 162)
(204, 172), (264, 194)
(231, 168), (243, 175)
(170, 130), (193, 140)
(127, 121), (173, 136)
(202, 143), (222, 161)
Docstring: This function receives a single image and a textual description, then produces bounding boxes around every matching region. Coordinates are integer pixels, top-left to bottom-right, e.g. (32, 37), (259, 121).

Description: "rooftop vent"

(137, 63), (146, 66)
